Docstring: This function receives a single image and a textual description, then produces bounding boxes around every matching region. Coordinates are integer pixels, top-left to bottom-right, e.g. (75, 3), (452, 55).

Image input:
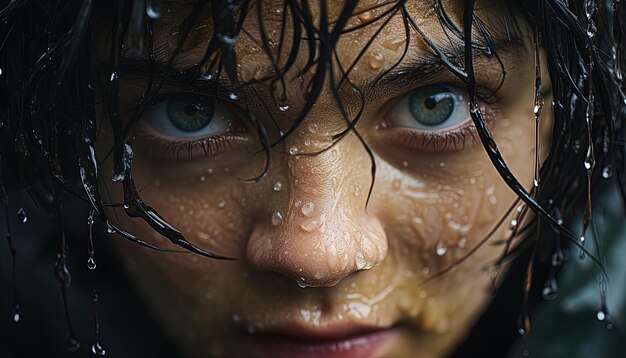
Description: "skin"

(100, 1), (552, 357)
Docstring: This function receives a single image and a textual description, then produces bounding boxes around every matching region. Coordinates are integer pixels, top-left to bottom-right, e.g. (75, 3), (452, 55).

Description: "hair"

(0, 0), (624, 355)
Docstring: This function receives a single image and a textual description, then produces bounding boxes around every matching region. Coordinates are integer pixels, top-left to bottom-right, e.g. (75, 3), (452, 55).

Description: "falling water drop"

(271, 211), (283, 226)
(11, 303), (20, 323)
(91, 342), (106, 356)
(602, 166), (613, 179)
(145, 0), (161, 19)
(435, 241), (448, 256)
(541, 277), (558, 300)
(296, 277), (307, 288)
(17, 208), (27, 223)
(273, 181), (283, 192)
(64, 334), (81, 353)
(87, 257), (97, 270)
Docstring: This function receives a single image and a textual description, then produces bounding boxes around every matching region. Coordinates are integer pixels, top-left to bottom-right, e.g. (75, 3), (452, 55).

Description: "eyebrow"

(118, 31), (525, 105)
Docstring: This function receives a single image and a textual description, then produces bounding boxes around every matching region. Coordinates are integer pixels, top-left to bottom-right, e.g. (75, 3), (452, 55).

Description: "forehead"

(148, 0), (507, 77)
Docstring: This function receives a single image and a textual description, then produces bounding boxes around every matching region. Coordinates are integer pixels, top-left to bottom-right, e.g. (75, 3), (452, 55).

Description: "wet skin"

(101, 1), (552, 357)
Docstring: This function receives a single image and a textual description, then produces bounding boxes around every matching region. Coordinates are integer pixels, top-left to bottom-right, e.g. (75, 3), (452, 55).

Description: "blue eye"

(389, 84), (469, 131)
(144, 93), (239, 139)
(167, 93), (215, 132)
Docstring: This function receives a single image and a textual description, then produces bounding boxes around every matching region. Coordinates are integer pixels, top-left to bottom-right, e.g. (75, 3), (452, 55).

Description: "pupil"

(185, 104), (198, 116)
(424, 97), (437, 110)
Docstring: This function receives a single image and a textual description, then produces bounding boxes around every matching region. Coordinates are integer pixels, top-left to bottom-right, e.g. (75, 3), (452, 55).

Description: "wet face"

(102, 1), (551, 357)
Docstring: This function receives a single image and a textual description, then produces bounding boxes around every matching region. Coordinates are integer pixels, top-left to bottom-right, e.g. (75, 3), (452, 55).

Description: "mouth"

(241, 323), (399, 358)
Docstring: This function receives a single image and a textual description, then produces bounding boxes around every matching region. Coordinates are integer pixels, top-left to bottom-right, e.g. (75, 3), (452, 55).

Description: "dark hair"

(0, 0), (624, 355)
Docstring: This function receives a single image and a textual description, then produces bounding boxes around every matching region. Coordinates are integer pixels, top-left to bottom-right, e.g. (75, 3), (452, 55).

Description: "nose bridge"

(245, 136), (388, 287)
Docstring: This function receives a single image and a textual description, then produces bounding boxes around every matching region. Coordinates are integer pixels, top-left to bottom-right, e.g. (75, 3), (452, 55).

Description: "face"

(100, 1), (551, 357)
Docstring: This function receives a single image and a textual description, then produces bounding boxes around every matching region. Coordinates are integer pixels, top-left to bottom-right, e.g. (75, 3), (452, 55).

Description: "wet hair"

(0, 0), (624, 355)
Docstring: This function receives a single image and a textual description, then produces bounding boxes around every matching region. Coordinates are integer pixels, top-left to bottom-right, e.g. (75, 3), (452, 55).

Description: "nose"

(245, 138), (388, 287)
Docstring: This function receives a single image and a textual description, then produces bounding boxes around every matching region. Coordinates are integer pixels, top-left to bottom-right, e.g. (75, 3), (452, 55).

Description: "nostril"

(246, 215), (388, 288)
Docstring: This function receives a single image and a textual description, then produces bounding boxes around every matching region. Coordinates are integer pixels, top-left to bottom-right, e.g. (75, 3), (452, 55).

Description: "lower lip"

(243, 328), (398, 358)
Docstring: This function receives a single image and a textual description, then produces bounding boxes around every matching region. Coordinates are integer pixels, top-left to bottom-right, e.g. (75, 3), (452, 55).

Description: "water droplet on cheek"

(273, 181), (283, 192)
(435, 241), (448, 256)
(271, 211), (283, 226)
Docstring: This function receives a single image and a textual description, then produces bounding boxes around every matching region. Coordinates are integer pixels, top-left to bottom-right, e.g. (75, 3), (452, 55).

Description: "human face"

(101, 1), (550, 357)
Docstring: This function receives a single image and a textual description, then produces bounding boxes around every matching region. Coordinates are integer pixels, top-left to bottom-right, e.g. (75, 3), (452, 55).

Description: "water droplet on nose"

(435, 241), (448, 256)
(596, 309), (606, 321)
(296, 277), (307, 288)
(217, 199), (226, 209)
(271, 211), (283, 226)
(383, 38), (406, 51)
(602, 166), (613, 179)
(91, 342), (106, 356)
(229, 92), (239, 100)
(273, 181), (283, 192)
(17, 208), (27, 223)
(355, 251), (366, 270)
(301, 202), (315, 217)
(367, 51), (384, 70)
(300, 219), (320, 232)
(289, 146), (299, 155)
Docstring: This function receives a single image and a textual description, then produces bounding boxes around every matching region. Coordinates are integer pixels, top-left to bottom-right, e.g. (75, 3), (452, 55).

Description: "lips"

(241, 323), (399, 358)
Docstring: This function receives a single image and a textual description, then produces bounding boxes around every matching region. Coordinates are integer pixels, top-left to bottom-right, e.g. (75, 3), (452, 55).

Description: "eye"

(388, 84), (470, 131)
(137, 93), (249, 161)
(145, 93), (244, 139)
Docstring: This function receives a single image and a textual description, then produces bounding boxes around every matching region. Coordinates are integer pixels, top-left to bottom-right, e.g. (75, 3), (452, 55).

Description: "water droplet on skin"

(367, 51), (384, 70)
(229, 92), (239, 100)
(357, 10), (374, 23)
(308, 123), (318, 133)
(300, 220), (320, 232)
(510, 219), (518, 230)
(106, 224), (115, 234)
(296, 277), (307, 288)
(273, 181), (283, 192)
(289, 146), (299, 155)
(217, 199), (226, 209)
(301, 202), (315, 217)
(278, 103), (290, 112)
(271, 211), (283, 226)
(458, 237), (467, 248)
(355, 252), (366, 270)
(392, 179), (402, 190)
(402, 161), (408, 167)
(91, 342), (106, 356)
(109, 72), (117, 82)
(602, 166), (613, 179)
(435, 241), (448, 256)
(17, 208), (27, 223)
(383, 38), (406, 51)
(597, 309), (606, 321)
(232, 314), (241, 322)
